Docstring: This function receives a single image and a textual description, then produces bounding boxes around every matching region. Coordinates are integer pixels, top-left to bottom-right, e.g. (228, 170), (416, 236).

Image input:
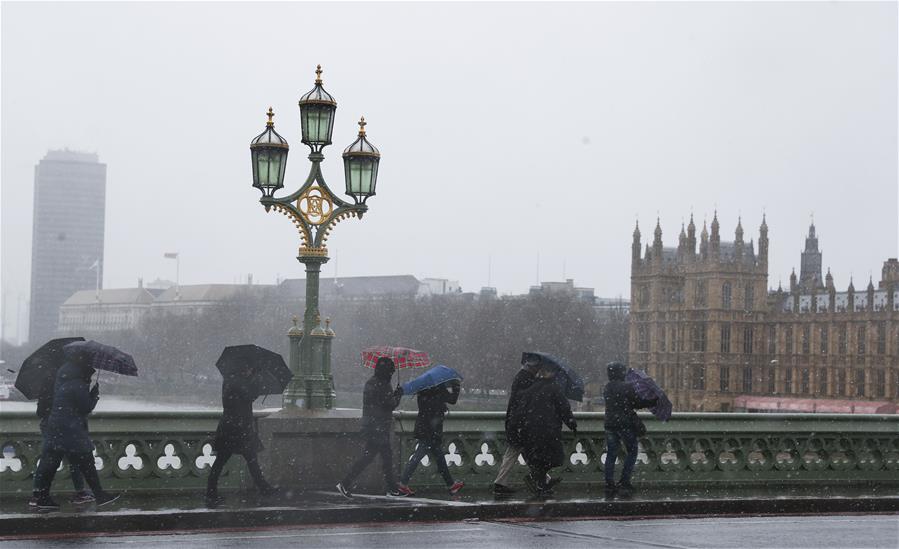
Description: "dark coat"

(518, 378), (577, 470)
(504, 368), (536, 447)
(36, 384), (55, 430)
(360, 367), (402, 440)
(213, 382), (262, 454)
(43, 361), (98, 454)
(603, 379), (656, 435)
(413, 382), (460, 443)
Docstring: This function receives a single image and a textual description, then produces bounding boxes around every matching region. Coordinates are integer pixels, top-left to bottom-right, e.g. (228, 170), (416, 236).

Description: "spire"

(699, 220), (709, 259)
(735, 217), (744, 242)
(848, 276), (855, 292)
(867, 276), (875, 291)
(652, 218), (663, 259)
(709, 211), (720, 258)
(686, 214), (697, 256)
(632, 220), (642, 266)
(825, 267), (834, 288)
(760, 213), (768, 233)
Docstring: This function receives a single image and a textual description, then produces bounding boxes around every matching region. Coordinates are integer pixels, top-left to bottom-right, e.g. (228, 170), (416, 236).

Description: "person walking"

(30, 351), (119, 511)
(337, 357), (405, 498)
(28, 383), (93, 508)
(603, 361), (658, 499)
(518, 365), (577, 498)
(205, 368), (278, 508)
(396, 381), (464, 496)
(495, 355), (553, 495)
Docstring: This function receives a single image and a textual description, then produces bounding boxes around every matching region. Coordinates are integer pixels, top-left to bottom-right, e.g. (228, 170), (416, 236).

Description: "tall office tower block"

(29, 150), (106, 344)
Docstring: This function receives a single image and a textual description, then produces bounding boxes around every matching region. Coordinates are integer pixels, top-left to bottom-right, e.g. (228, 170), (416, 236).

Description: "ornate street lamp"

(249, 65), (381, 410)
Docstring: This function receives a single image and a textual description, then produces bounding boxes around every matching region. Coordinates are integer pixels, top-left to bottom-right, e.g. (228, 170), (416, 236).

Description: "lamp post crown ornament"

(315, 64), (323, 84)
(357, 116), (367, 136)
(266, 107), (275, 127)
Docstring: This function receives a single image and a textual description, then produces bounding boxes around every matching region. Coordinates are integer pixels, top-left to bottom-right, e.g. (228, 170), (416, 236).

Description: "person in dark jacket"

(31, 352), (119, 510)
(603, 361), (657, 499)
(396, 380), (464, 496)
(337, 357), (404, 498)
(29, 383), (92, 508)
(492, 357), (539, 494)
(518, 365), (577, 498)
(205, 367), (277, 507)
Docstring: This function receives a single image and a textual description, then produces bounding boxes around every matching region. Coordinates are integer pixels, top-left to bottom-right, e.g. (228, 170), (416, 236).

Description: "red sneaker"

(396, 484), (415, 497)
(449, 481), (465, 495)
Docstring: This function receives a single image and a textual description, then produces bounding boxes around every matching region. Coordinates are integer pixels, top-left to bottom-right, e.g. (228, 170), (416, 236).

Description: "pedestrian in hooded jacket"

(396, 380), (464, 496)
(31, 349), (120, 511)
(337, 357), (405, 498)
(603, 361), (658, 499)
(205, 367), (278, 508)
(491, 356), (539, 495)
(29, 382), (92, 508)
(517, 365), (577, 498)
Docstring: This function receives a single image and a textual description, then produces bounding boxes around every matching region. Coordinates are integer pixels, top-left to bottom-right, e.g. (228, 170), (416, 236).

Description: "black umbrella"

(63, 340), (138, 377)
(14, 337), (85, 399)
(216, 345), (293, 395)
(521, 351), (585, 402)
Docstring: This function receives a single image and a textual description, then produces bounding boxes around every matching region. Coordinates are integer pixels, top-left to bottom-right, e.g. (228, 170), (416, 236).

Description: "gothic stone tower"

(629, 214), (769, 411)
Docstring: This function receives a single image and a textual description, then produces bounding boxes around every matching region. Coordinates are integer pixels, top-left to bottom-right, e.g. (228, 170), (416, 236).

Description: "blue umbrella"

(521, 351), (584, 402)
(626, 368), (672, 422)
(402, 364), (463, 395)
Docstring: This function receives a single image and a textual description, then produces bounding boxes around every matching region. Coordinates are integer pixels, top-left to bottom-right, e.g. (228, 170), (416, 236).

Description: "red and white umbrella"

(361, 346), (430, 370)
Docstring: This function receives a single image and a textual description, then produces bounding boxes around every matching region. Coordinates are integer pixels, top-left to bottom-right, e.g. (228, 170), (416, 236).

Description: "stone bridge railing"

(0, 410), (256, 495)
(394, 412), (899, 489)
(2, 410), (897, 495)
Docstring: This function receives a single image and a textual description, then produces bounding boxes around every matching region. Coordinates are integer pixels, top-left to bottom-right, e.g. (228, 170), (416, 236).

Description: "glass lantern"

(250, 108), (289, 197)
(342, 117), (380, 204)
(298, 65), (337, 151)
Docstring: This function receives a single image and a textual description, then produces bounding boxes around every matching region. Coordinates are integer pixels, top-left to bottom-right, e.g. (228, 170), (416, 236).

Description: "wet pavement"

(2, 485), (897, 541)
(2, 515), (897, 548)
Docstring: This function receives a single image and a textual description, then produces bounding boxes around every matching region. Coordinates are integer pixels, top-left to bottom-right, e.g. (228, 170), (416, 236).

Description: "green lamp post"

(249, 65), (381, 409)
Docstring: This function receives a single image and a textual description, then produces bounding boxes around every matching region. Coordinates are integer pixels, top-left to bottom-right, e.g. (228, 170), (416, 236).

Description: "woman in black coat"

(205, 369), (276, 507)
(397, 381), (463, 495)
(31, 353), (119, 510)
(30, 383), (90, 507)
(517, 366), (577, 497)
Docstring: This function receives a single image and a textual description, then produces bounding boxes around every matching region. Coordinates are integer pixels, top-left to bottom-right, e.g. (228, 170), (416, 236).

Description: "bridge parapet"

(1, 411), (896, 494)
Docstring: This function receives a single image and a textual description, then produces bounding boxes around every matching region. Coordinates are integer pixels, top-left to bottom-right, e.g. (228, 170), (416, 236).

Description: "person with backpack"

(603, 361), (658, 499)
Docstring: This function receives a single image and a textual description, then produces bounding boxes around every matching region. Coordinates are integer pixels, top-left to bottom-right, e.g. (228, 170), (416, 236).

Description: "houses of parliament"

(628, 214), (899, 412)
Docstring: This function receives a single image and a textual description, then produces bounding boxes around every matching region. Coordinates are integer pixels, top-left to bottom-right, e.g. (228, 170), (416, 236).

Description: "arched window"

(722, 282), (732, 309)
(744, 283), (754, 311)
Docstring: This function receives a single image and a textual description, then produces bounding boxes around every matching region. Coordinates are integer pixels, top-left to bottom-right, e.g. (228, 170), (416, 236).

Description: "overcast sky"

(2, 2), (897, 341)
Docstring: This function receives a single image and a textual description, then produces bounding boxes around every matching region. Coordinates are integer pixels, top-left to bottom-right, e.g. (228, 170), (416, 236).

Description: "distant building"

(151, 284), (274, 316)
(58, 287), (156, 334)
(420, 278), (461, 296)
(529, 279), (596, 303)
(57, 283), (274, 332)
(629, 215), (898, 412)
(280, 275), (427, 301)
(29, 150), (106, 344)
